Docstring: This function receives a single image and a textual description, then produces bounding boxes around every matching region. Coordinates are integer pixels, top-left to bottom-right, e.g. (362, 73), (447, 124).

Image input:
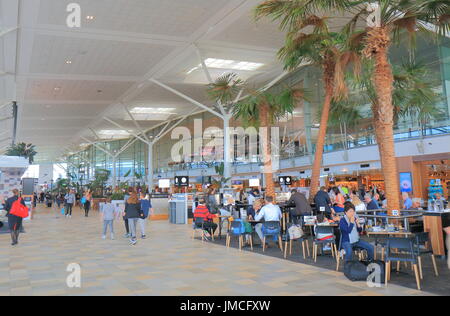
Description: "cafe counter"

(423, 211), (450, 256)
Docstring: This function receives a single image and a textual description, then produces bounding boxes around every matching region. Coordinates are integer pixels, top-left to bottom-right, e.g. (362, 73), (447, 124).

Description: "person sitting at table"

(350, 193), (366, 212)
(339, 203), (374, 262)
(315, 213), (335, 251)
(193, 198), (218, 238)
(314, 186), (332, 219)
(409, 199), (422, 210)
(435, 193), (447, 210)
(247, 188), (260, 214)
(219, 197), (234, 217)
(365, 194), (379, 211)
(288, 189), (311, 224)
(402, 192), (413, 210)
(247, 199), (263, 220)
(254, 196), (282, 248)
(332, 187), (345, 214)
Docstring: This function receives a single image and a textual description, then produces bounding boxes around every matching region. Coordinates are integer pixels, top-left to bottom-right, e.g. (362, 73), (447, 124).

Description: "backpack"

(344, 261), (370, 282)
(10, 198), (29, 218)
(362, 260), (386, 285)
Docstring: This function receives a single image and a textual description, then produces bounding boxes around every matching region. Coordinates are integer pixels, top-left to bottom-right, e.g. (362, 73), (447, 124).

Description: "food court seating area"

(191, 206), (450, 295)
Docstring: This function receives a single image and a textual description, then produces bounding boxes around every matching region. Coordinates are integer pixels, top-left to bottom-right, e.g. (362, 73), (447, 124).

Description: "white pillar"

(112, 156), (117, 189)
(223, 114), (232, 184)
(147, 142), (154, 191)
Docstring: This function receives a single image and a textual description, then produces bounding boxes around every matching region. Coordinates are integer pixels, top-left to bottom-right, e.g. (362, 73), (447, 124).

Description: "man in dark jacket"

(288, 189), (312, 221)
(314, 186), (332, 219)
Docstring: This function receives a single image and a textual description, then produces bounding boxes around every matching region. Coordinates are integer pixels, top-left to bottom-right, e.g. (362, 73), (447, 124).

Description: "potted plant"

(5, 142), (37, 164)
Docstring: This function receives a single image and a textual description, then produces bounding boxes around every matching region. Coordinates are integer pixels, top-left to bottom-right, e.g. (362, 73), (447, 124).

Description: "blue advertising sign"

(399, 172), (412, 192)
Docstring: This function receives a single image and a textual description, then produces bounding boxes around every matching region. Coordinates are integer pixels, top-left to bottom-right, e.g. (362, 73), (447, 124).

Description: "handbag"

(61, 208), (65, 215)
(243, 221), (253, 233)
(10, 198), (29, 218)
(288, 224), (304, 240)
(81, 197), (87, 204)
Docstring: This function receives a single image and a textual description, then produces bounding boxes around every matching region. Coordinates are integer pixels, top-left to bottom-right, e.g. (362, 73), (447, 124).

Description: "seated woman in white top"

(351, 195), (366, 212)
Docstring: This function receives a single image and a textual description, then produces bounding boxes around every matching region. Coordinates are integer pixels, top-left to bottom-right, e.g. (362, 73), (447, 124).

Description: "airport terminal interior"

(0, 0), (449, 297)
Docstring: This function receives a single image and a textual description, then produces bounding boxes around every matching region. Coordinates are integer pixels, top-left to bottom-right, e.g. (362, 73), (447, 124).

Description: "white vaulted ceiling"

(0, 0), (291, 163)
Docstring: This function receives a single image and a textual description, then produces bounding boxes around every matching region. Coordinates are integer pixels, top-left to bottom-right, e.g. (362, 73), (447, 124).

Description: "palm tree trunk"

(372, 102), (385, 169)
(260, 102), (275, 197)
(309, 66), (334, 202)
(368, 27), (401, 214)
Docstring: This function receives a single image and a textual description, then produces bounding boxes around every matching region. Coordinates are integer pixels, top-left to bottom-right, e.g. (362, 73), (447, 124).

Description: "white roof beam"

(80, 137), (114, 157)
(194, 45), (226, 116)
(122, 103), (151, 143)
(0, 27), (18, 38)
(102, 117), (150, 145)
(154, 107), (200, 143)
(150, 79), (223, 119)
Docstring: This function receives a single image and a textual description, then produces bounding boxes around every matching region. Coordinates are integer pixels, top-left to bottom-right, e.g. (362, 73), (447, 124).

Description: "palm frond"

(206, 73), (244, 105)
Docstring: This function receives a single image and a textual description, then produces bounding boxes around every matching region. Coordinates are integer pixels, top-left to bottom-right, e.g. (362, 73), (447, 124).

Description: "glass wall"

(68, 35), (450, 177)
(67, 139), (147, 184)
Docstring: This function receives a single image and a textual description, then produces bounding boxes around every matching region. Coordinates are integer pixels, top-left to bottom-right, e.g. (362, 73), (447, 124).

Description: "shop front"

(397, 154), (450, 201)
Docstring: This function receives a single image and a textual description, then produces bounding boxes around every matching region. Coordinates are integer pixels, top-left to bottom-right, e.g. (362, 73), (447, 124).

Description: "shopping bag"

(61, 208), (65, 215)
(10, 198), (29, 218)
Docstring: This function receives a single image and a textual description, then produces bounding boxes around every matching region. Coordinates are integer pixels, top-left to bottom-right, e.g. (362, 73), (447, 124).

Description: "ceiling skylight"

(187, 58), (264, 74)
(130, 107), (176, 114)
(98, 130), (130, 137)
(125, 113), (172, 121)
(127, 107), (176, 121)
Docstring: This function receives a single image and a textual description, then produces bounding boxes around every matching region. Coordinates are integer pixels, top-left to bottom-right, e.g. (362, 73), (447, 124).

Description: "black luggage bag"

(344, 260), (386, 284)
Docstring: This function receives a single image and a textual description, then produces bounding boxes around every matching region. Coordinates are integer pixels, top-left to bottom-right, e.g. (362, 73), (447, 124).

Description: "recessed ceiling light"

(65, 60), (72, 64)
(86, 15), (95, 20)
(54, 87), (61, 91)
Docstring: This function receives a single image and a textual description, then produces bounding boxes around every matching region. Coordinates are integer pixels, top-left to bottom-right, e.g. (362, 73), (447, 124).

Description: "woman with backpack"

(5, 189), (28, 246)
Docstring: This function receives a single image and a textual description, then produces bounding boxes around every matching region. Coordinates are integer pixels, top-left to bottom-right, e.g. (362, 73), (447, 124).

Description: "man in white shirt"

(255, 196), (282, 245)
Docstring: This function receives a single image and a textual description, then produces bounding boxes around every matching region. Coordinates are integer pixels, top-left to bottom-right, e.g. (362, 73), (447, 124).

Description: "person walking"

(64, 189), (76, 218)
(124, 191), (142, 245)
(5, 189), (28, 246)
(45, 192), (52, 208)
(32, 192), (38, 209)
(101, 198), (119, 240)
(139, 193), (154, 239)
(122, 188), (133, 238)
(206, 187), (219, 214)
(83, 190), (92, 217)
(56, 192), (62, 208)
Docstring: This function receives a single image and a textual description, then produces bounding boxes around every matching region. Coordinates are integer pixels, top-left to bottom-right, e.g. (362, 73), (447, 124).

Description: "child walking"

(101, 198), (119, 240)
(139, 193), (154, 239)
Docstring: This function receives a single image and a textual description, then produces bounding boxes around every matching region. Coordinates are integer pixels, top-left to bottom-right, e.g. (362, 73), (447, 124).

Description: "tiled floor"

(0, 205), (435, 296)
